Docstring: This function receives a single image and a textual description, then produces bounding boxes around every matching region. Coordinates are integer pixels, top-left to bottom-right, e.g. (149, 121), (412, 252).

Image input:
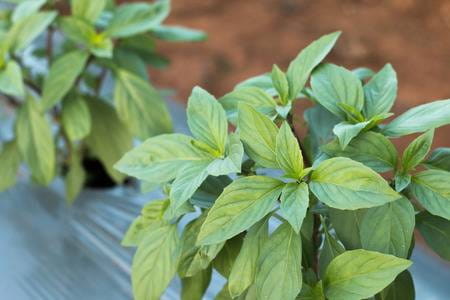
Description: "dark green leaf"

(181, 266), (212, 300)
(424, 147), (450, 172)
(416, 211), (450, 261)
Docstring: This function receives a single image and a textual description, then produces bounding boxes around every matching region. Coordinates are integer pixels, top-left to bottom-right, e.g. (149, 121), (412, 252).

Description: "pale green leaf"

(383, 99), (450, 137)
(363, 64), (397, 118)
(16, 97), (55, 185)
(115, 133), (211, 183)
(237, 103), (279, 168)
(113, 48), (149, 80)
(402, 129), (434, 172)
(332, 121), (370, 149)
(286, 31), (341, 100)
(187, 86), (228, 155)
(352, 67), (375, 81)
(11, 0), (46, 23)
(416, 211), (450, 261)
(322, 131), (398, 173)
(410, 169), (450, 220)
(41, 50), (89, 111)
(424, 147), (450, 172)
(219, 86), (276, 124)
(114, 69), (172, 139)
(85, 99), (133, 183)
(360, 197), (415, 258)
(311, 63), (364, 119)
(329, 208), (366, 249)
(197, 176), (283, 245)
(181, 266), (212, 300)
(105, 0), (170, 38)
(132, 224), (180, 300)
(276, 122), (303, 178)
(0, 60), (24, 97)
(228, 217), (269, 298)
(271, 64), (289, 103)
(279, 182), (309, 233)
(71, 0), (106, 23)
(310, 157), (400, 209)
(62, 96), (91, 141)
(235, 73), (275, 93)
(59, 16), (95, 44)
(324, 249), (412, 300)
(207, 132), (243, 176)
(319, 225), (345, 277)
(255, 222), (302, 300)
(0, 141), (21, 192)
(153, 25), (207, 42)
(394, 173), (411, 192)
(65, 149), (86, 204)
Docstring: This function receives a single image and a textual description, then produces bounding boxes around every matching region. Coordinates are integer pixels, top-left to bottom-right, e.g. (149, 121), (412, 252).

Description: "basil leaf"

(410, 169), (450, 220)
(359, 197), (415, 258)
(213, 235), (243, 278)
(71, 0), (106, 23)
(187, 86), (228, 155)
(181, 266), (212, 300)
(322, 131), (398, 173)
(276, 122), (304, 178)
(311, 63), (364, 119)
(271, 64), (289, 103)
(324, 249), (412, 300)
(0, 60), (24, 97)
(207, 133), (244, 176)
(237, 103), (279, 168)
(416, 211), (450, 261)
(310, 157), (400, 209)
(363, 63), (397, 118)
(402, 129), (433, 172)
(153, 25), (207, 42)
(332, 121), (370, 149)
(424, 147), (450, 172)
(114, 69), (172, 139)
(394, 172), (411, 192)
(11, 0), (46, 23)
(197, 176), (283, 245)
(375, 270), (415, 300)
(62, 96), (91, 142)
(0, 141), (21, 192)
(132, 223), (180, 300)
(286, 31), (341, 100)
(65, 149), (86, 204)
(319, 225), (345, 277)
(16, 97), (55, 185)
(383, 99), (450, 137)
(329, 208), (366, 250)
(255, 222), (302, 300)
(114, 133), (211, 183)
(279, 182), (309, 233)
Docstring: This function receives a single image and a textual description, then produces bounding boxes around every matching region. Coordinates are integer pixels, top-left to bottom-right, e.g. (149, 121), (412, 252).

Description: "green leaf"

(114, 69), (172, 139)
(16, 97), (55, 185)
(359, 197), (415, 258)
(402, 129), (434, 172)
(352, 67), (375, 81)
(298, 282), (325, 300)
(11, 0), (46, 23)
(181, 266), (212, 300)
(424, 147), (450, 172)
(286, 31), (341, 100)
(394, 172), (411, 192)
(122, 199), (169, 247)
(255, 222), (302, 300)
(132, 224), (180, 300)
(235, 73), (274, 93)
(62, 96), (91, 142)
(237, 103), (279, 168)
(41, 50), (89, 111)
(324, 249), (412, 300)
(228, 217), (269, 298)
(310, 157), (400, 209)
(153, 25), (207, 42)
(113, 48), (149, 80)
(178, 214), (224, 277)
(219, 87), (276, 124)
(279, 182), (309, 233)
(319, 224), (345, 277)
(7, 11), (56, 52)
(85, 99), (133, 183)
(322, 131), (398, 173)
(410, 169), (450, 220)
(71, 0), (107, 23)
(363, 64), (397, 118)
(65, 149), (86, 204)
(311, 63), (364, 119)
(105, 0), (170, 38)
(187, 86), (228, 155)
(197, 176), (283, 245)
(271, 64), (289, 103)
(0, 60), (24, 97)
(190, 175), (232, 209)
(332, 121), (369, 149)
(329, 208), (366, 249)
(383, 99), (450, 137)
(416, 212), (450, 261)
(115, 133), (211, 183)
(207, 132), (244, 176)
(213, 234), (243, 278)
(375, 270), (415, 300)
(0, 141), (21, 192)
(276, 122), (303, 178)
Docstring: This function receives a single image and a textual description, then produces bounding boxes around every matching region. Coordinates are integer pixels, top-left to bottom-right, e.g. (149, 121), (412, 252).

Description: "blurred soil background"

(149, 0), (450, 148)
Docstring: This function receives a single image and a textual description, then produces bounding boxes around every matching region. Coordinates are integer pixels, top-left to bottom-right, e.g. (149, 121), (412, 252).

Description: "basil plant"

(116, 31), (450, 300)
(0, 0), (205, 201)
